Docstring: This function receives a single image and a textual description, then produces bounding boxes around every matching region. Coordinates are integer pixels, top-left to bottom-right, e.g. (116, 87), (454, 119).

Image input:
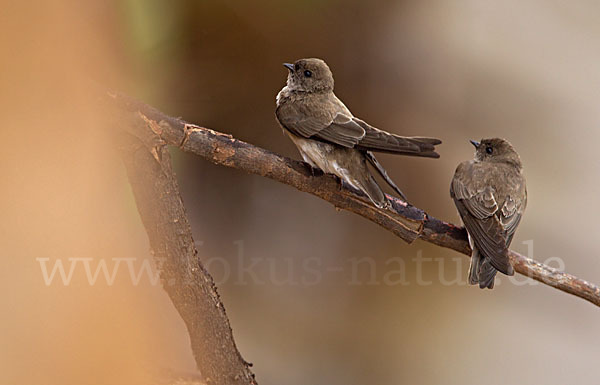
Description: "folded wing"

(353, 118), (441, 158)
(451, 166), (523, 275)
(276, 101), (441, 157)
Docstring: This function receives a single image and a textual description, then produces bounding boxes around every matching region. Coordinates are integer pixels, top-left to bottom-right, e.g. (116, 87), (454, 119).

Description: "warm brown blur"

(1, 1), (599, 384)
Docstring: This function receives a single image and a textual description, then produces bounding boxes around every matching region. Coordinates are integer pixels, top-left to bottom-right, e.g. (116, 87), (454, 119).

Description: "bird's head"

(470, 138), (522, 169)
(282, 58), (334, 93)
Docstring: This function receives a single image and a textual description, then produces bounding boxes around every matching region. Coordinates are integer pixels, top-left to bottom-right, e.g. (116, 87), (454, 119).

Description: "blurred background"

(1, 0), (599, 384)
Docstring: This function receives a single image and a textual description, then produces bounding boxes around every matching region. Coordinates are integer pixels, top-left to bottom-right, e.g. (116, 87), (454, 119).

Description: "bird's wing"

(352, 118), (441, 158)
(276, 101), (365, 148)
(450, 164), (521, 275)
(500, 179), (527, 248)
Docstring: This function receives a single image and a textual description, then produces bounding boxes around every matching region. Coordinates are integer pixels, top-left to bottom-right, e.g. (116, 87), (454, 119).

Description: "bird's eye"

(304, 70), (312, 77)
(485, 146), (493, 154)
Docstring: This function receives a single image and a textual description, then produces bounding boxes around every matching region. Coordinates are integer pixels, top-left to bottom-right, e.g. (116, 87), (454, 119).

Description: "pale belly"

(285, 131), (364, 191)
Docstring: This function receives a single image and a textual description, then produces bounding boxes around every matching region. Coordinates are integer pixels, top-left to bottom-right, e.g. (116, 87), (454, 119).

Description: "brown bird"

(275, 58), (441, 208)
(450, 138), (527, 289)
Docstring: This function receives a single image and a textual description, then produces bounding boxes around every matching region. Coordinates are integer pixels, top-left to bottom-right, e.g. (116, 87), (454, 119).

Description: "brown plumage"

(275, 58), (441, 208)
(450, 138), (527, 289)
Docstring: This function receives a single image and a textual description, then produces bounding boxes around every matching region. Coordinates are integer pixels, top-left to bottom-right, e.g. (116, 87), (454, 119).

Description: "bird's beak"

(283, 63), (294, 72)
(470, 140), (480, 149)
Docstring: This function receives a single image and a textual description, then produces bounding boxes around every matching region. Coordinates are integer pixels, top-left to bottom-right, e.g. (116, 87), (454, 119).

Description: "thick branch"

(114, 109), (256, 384)
(110, 92), (600, 309)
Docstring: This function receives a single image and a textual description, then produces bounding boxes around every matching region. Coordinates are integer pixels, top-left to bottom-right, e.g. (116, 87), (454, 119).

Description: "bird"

(450, 138), (527, 289)
(275, 58), (442, 208)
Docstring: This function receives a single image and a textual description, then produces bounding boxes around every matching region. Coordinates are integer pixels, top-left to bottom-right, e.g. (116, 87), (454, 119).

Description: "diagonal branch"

(109, 91), (600, 311)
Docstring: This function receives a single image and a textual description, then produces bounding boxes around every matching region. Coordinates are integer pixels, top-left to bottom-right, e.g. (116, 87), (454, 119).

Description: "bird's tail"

(341, 169), (387, 209)
(356, 175), (387, 209)
(468, 248), (497, 289)
(365, 151), (407, 201)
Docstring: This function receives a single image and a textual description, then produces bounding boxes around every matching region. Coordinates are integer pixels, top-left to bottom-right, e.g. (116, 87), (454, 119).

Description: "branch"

(113, 101), (256, 384)
(109, 92), (600, 311)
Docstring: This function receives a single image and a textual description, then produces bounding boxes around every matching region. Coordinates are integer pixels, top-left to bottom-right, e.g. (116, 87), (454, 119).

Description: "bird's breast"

(275, 87), (288, 105)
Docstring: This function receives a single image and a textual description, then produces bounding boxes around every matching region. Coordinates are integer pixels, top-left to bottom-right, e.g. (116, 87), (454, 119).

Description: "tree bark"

(108, 91), (600, 308)
(115, 108), (256, 385)
(105, 88), (600, 384)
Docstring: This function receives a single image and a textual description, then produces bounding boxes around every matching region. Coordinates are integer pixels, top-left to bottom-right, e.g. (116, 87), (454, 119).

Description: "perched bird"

(450, 138), (527, 289)
(275, 58), (441, 208)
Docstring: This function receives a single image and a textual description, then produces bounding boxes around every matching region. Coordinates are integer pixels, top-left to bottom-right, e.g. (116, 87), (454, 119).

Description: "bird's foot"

(381, 198), (392, 210)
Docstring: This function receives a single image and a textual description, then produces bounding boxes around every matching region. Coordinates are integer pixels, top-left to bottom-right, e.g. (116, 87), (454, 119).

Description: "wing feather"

(353, 118), (440, 157)
(276, 101), (365, 148)
(451, 162), (524, 275)
(276, 96), (440, 156)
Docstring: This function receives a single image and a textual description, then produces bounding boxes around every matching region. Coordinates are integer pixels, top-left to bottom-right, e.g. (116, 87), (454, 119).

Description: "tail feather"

(365, 151), (407, 201)
(357, 175), (387, 208)
(468, 249), (484, 285)
(479, 260), (497, 289)
(340, 169), (387, 208)
(468, 248), (497, 289)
